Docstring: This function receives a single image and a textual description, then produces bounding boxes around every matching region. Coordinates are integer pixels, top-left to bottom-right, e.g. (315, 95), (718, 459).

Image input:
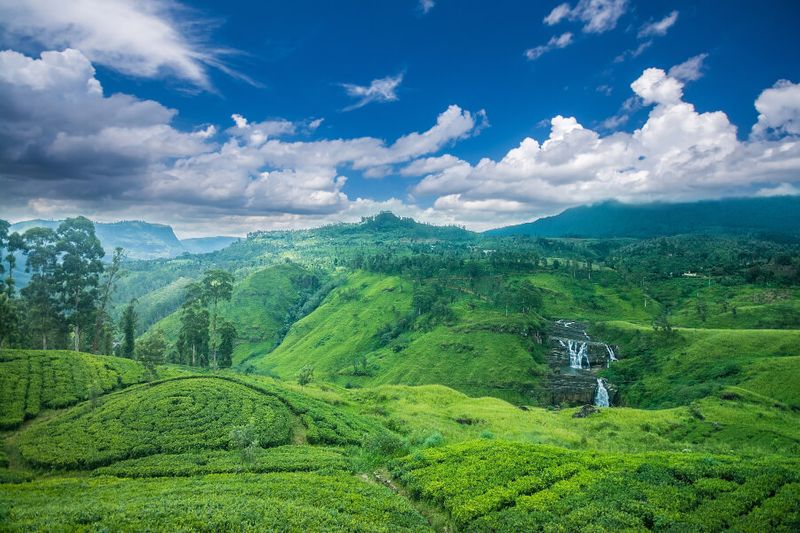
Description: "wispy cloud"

(544, 0), (628, 34)
(525, 32), (573, 61)
(341, 73), (404, 110)
(638, 10), (679, 38)
(419, 0), (435, 14)
(668, 53), (708, 82)
(0, 0), (243, 89)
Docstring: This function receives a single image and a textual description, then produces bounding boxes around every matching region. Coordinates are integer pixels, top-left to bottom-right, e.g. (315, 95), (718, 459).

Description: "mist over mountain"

(485, 197), (800, 239)
(9, 219), (237, 260)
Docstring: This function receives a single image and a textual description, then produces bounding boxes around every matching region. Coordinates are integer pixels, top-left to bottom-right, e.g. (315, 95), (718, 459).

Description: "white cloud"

(755, 183), (800, 197)
(410, 69), (800, 227)
(751, 80), (800, 138)
(638, 10), (679, 38)
(525, 32), (573, 61)
(668, 53), (708, 82)
(544, 0), (628, 34)
(419, 0), (435, 14)
(341, 73), (403, 110)
(0, 0), (230, 88)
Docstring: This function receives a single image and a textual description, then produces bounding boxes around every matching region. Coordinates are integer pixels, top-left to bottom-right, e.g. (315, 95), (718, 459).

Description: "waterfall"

(594, 379), (610, 407)
(566, 340), (588, 369)
(605, 344), (618, 365)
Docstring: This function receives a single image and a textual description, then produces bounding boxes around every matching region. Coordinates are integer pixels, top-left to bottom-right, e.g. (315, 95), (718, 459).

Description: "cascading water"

(594, 379), (610, 407)
(605, 344), (618, 367)
(566, 340), (588, 369)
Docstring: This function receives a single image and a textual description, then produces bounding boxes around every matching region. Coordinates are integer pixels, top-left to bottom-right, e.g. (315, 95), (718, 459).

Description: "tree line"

(0, 217), (237, 371)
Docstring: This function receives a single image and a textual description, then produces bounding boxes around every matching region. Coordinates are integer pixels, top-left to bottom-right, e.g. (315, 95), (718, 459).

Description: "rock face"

(543, 320), (619, 406)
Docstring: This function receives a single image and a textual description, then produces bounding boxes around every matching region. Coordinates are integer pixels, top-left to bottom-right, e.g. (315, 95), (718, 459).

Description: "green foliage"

(0, 472), (430, 531)
(217, 320), (236, 368)
(391, 440), (800, 531)
(120, 299), (137, 358)
(135, 328), (167, 379)
(0, 349), (145, 429)
(297, 364), (314, 386)
(17, 377), (294, 469)
(93, 446), (349, 477)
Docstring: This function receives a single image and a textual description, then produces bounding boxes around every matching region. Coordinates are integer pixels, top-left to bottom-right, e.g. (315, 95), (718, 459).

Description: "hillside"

(486, 196), (800, 238)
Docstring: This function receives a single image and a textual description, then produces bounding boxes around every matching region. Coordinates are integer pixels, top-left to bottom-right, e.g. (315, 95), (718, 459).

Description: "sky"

(0, 0), (799, 237)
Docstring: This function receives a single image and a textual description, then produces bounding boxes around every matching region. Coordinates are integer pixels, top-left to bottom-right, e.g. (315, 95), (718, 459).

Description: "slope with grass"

(0, 350), (146, 429)
(596, 321), (800, 408)
(248, 272), (548, 404)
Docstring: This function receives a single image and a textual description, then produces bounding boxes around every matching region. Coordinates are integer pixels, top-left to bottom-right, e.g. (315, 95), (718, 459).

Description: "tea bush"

(0, 472), (431, 531)
(0, 349), (145, 429)
(93, 446), (348, 477)
(17, 376), (293, 469)
(391, 440), (800, 531)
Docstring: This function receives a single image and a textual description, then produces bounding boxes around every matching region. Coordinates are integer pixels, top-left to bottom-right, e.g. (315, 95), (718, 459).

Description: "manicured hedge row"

(0, 472), (431, 531)
(93, 446), (349, 477)
(228, 375), (386, 446)
(0, 350), (145, 429)
(17, 377), (293, 469)
(391, 440), (800, 531)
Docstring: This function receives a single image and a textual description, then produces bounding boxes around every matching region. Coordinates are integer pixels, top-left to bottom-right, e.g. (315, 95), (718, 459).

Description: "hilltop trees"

(201, 269), (234, 367)
(55, 217), (105, 351)
(177, 283), (210, 366)
(0, 217), (129, 353)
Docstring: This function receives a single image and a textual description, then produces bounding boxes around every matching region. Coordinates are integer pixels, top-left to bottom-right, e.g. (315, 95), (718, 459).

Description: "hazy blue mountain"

(8, 219), (236, 260)
(181, 236), (239, 254)
(485, 196), (800, 239)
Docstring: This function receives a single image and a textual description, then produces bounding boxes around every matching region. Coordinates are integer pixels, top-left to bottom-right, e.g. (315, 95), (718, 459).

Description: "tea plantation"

(391, 440), (800, 531)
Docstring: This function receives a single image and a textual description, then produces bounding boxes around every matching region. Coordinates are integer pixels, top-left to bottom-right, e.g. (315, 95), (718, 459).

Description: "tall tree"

(3, 231), (24, 297)
(177, 283), (210, 366)
(55, 217), (105, 352)
(21, 227), (61, 349)
(120, 299), (138, 359)
(201, 269), (234, 367)
(136, 328), (166, 380)
(217, 320), (237, 368)
(91, 247), (125, 354)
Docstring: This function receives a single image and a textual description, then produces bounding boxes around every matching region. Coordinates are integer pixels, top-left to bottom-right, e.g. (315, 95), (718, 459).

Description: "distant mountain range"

(485, 196), (800, 239)
(9, 219), (238, 260)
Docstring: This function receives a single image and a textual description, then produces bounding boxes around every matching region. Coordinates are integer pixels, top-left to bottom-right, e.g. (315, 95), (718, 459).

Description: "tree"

(55, 217), (104, 351)
(120, 299), (138, 359)
(201, 269), (234, 367)
(0, 293), (20, 348)
(177, 283), (210, 366)
(136, 329), (166, 380)
(297, 365), (314, 386)
(217, 320), (237, 368)
(3, 231), (24, 297)
(21, 227), (61, 349)
(91, 247), (125, 354)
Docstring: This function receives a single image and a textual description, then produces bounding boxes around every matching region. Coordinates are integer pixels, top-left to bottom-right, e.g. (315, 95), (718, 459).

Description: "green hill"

(248, 271), (548, 404)
(486, 196), (800, 238)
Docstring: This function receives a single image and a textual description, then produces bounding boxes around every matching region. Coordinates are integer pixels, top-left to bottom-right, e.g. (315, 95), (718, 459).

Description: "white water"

(566, 340), (588, 369)
(594, 379), (610, 407)
(605, 344), (618, 365)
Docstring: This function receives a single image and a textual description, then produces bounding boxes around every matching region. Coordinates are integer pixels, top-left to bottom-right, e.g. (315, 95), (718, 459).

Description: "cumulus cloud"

(751, 79), (800, 138)
(410, 71), (800, 227)
(341, 73), (403, 110)
(544, 0), (628, 34)
(525, 32), (574, 61)
(0, 49), (488, 227)
(638, 10), (679, 38)
(0, 0), (233, 88)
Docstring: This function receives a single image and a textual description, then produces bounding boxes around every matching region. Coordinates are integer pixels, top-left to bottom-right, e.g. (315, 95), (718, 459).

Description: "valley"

(1, 209), (799, 531)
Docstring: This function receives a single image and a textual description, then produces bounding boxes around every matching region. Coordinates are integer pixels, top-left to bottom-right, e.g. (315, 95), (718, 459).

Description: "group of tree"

(174, 269), (237, 368)
(0, 217), (127, 354)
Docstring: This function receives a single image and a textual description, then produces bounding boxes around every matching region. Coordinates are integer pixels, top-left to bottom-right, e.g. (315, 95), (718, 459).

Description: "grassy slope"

(597, 321), (800, 408)
(143, 263), (313, 365)
(251, 272), (547, 404)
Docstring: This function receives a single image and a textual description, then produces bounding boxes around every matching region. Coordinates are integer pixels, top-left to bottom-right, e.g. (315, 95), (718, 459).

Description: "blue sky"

(1, 0), (799, 236)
